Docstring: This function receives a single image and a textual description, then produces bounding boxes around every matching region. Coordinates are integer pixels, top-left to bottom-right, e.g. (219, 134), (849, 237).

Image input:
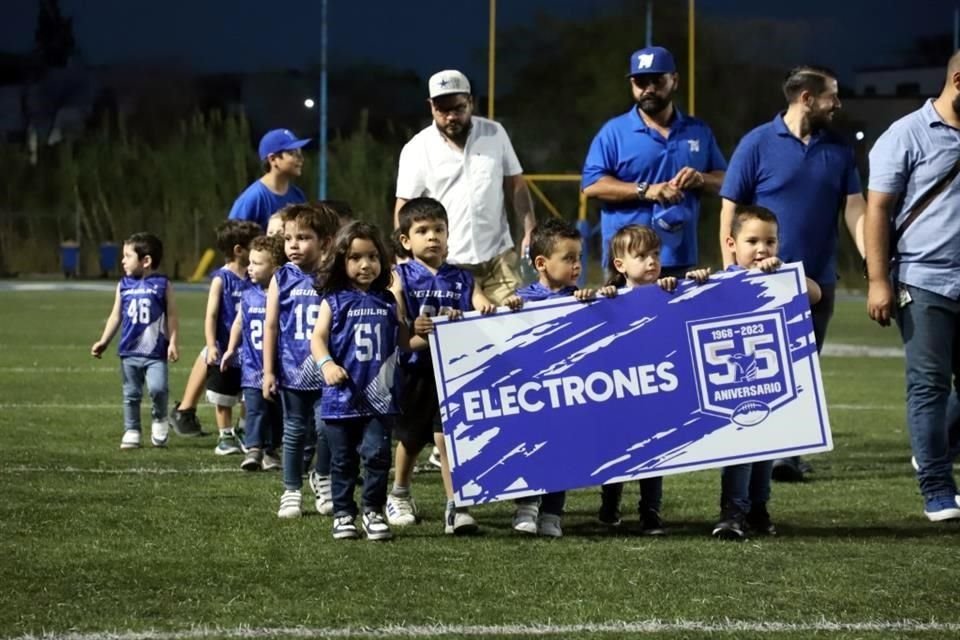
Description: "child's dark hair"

(528, 217), (580, 264)
(389, 227), (411, 261)
(317, 221), (392, 294)
(731, 205), (779, 239)
(317, 199), (355, 226)
(250, 234), (288, 267)
(397, 197), (448, 236)
(124, 232), (164, 268)
(280, 202), (340, 242)
(215, 220), (261, 259)
(605, 224), (660, 287)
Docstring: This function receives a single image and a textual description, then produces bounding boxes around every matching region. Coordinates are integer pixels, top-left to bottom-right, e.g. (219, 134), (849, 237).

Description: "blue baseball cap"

(258, 129), (311, 161)
(627, 46), (677, 77)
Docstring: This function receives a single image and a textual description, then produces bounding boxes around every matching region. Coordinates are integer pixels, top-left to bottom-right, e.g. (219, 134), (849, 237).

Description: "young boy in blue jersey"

(205, 220), (261, 455)
(169, 130), (310, 439)
(92, 233), (180, 449)
(712, 205), (820, 540)
(311, 221), (430, 540)
(385, 197), (517, 535)
(512, 218), (615, 538)
(264, 203), (341, 519)
(222, 234), (288, 471)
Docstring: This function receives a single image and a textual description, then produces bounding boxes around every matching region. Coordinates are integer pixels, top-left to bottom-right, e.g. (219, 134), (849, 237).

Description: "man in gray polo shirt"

(865, 51), (960, 522)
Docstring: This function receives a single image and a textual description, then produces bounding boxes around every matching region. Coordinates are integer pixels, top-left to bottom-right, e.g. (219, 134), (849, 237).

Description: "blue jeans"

(601, 477), (663, 513)
(280, 389), (329, 491)
(720, 460), (773, 515)
(895, 284), (960, 499)
(120, 356), (168, 431)
(242, 388), (283, 451)
(323, 416), (393, 517)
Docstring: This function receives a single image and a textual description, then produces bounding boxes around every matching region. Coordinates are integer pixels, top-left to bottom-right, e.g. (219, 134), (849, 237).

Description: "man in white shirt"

(395, 69), (536, 304)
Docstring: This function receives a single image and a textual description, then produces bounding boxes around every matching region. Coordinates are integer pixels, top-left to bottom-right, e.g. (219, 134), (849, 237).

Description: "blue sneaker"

(923, 495), (960, 522)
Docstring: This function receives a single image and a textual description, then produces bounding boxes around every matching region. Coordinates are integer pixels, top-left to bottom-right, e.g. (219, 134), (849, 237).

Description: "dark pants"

(242, 388), (283, 450)
(720, 460), (774, 515)
(895, 284), (960, 499)
(324, 416), (393, 517)
(601, 477), (663, 513)
(517, 491), (566, 516)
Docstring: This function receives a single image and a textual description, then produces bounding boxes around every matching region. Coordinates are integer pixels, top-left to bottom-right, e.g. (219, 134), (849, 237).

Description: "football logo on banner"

(687, 310), (795, 426)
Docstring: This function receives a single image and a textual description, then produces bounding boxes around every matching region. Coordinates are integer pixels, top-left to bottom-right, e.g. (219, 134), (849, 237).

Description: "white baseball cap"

(428, 70), (471, 99)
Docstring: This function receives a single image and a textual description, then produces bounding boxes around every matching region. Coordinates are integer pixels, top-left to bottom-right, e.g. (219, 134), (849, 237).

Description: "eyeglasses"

(432, 101), (470, 117)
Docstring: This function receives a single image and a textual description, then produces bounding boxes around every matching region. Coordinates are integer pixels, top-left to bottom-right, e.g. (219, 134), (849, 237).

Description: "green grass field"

(1, 286), (958, 640)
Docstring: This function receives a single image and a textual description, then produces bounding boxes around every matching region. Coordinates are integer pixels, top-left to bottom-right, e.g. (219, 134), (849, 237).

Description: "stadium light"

(855, 131), (865, 141)
(304, 98), (316, 109)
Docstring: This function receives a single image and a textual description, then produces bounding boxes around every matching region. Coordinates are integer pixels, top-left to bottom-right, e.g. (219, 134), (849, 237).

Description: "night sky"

(2, 0), (958, 90)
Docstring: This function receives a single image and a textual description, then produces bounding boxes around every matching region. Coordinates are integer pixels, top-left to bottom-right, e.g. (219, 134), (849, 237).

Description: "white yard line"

(821, 343), (903, 358)
(0, 465), (236, 475)
(9, 620), (960, 640)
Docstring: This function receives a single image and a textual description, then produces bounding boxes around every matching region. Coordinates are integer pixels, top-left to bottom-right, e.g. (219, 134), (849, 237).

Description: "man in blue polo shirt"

(582, 46), (726, 275)
(719, 65), (865, 482)
(865, 51), (960, 522)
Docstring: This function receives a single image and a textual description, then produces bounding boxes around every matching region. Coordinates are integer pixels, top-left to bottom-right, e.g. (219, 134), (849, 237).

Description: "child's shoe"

(277, 490), (302, 519)
(120, 429), (141, 450)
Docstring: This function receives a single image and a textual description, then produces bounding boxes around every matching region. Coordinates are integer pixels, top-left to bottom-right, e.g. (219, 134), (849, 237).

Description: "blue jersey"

(397, 260), (474, 370)
(211, 267), (248, 366)
(275, 263), (323, 390)
(516, 282), (578, 302)
(239, 285), (268, 389)
(319, 289), (400, 419)
(117, 274), (169, 359)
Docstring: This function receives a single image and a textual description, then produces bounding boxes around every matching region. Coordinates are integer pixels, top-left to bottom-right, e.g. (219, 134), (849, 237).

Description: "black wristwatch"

(636, 181), (649, 201)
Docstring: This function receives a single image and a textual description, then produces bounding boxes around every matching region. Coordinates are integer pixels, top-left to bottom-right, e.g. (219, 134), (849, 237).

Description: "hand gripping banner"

(427, 263), (832, 506)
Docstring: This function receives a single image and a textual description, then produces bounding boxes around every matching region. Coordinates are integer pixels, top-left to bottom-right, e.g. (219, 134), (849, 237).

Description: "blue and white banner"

(427, 263), (832, 506)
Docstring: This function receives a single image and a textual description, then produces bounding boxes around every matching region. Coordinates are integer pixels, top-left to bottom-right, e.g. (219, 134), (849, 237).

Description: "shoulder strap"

(893, 153), (960, 246)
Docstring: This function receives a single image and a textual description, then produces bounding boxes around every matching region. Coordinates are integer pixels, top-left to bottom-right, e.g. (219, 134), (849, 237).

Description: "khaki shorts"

(459, 249), (521, 305)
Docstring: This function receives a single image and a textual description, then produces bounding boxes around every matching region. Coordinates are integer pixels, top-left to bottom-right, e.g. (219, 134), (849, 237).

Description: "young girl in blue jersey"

(510, 218), (616, 538)
(205, 220), (261, 456)
(264, 203), (341, 519)
(311, 221), (428, 540)
(222, 234), (288, 471)
(712, 206), (821, 541)
(91, 233), (180, 450)
(600, 224), (710, 534)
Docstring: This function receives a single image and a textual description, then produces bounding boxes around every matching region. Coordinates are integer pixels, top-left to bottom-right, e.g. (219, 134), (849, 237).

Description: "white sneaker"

(911, 456), (919, 471)
(428, 447), (443, 469)
(538, 513), (563, 538)
(512, 502), (539, 535)
(151, 421), (170, 447)
(385, 493), (419, 526)
(120, 430), (141, 450)
(309, 471), (334, 515)
(277, 490), (302, 519)
(445, 509), (479, 535)
(362, 511), (394, 541)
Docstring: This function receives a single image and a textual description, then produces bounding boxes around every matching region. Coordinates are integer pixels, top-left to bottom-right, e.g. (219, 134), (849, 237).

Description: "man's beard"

(440, 119), (471, 143)
(637, 92), (671, 115)
(807, 107), (836, 131)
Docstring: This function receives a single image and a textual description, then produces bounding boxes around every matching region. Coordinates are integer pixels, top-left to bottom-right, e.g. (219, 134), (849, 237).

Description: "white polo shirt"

(396, 116), (523, 265)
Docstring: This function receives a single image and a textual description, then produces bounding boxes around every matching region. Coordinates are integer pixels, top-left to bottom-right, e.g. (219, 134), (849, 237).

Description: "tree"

(34, 0), (76, 68)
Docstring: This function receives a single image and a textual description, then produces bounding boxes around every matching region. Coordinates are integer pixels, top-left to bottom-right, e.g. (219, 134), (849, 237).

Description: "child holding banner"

(512, 217), (616, 538)
(386, 198), (518, 535)
(263, 203), (340, 519)
(712, 205), (821, 540)
(601, 224), (710, 533)
(310, 222), (428, 540)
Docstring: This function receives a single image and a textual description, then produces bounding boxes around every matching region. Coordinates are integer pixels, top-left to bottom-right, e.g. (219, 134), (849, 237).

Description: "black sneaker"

(712, 511), (747, 540)
(639, 509), (667, 536)
(746, 505), (777, 536)
(169, 402), (209, 437)
(598, 503), (622, 527)
(771, 457), (804, 482)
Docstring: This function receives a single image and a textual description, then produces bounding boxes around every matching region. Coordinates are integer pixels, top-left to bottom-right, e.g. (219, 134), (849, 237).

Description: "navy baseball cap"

(258, 129), (311, 161)
(627, 46), (677, 77)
